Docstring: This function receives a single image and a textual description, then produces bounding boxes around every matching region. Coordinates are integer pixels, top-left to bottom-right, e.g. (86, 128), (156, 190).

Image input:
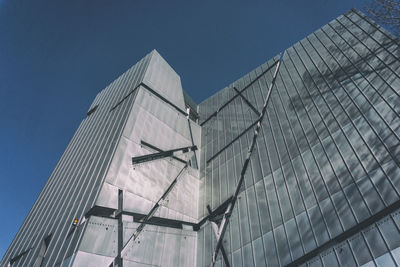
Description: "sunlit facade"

(2, 9), (400, 267)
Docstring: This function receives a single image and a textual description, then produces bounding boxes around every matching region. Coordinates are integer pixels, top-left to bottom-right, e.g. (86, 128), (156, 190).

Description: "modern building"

(2, 8), (400, 267)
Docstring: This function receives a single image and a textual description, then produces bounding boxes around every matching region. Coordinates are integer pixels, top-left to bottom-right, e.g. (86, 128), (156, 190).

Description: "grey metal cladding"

(143, 50), (187, 112)
(3, 8), (400, 267)
(1, 50), (152, 267)
(1, 48), (200, 267)
(198, 8), (400, 267)
(78, 216), (118, 257)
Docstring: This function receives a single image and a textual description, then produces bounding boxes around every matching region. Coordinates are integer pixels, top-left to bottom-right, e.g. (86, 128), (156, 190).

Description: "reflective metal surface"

(2, 8), (400, 267)
(198, 9), (400, 267)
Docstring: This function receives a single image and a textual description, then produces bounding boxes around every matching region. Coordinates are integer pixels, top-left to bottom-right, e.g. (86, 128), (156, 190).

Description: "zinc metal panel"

(319, 196), (342, 239)
(343, 182), (371, 223)
(150, 227), (165, 267)
(335, 242), (357, 266)
(364, 225), (388, 259)
(369, 166), (398, 207)
(308, 205), (329, 246)
(197, 228), (204, 267)
(223, 224), (232, 254)
(204, 224), (212, 265)
(230, 206), (242, 252)
(303, 149), (329, 203)
(375, 252), (397, 267)
(382, 160), (400, 200)
(377, 217), (400, 251)
(285, 217), (304, 261)
(264, 173), (282, 228)
(357, 176), (386, 215)
(252, 237), (266, 267)
(391, 246), (400, 265)
(237, 191), (251, 246)
(320, 249), (340, 267)
(78, 216), (117, 257)
(348, 233), (373, 266)
(262, 231), (279, 267)
(274, 168), (293, 222)
(331, 190), (356, 231)
(70, 251), (114, 267)
(282, 161), (305, 216)
(212, 165), (220, 209)
(247, 186), (261, 240)
(274, 224), (291, 266)
(242, 242), (254, 266)
(308, 258), (323, 267)
(312, 143), (341, 196)
(291, 155), (317, 209)
(95, 182), (119, 210)
(254, 179), (272, 235)
(143, 50), (186, 112)
(232, 249), (243, 267)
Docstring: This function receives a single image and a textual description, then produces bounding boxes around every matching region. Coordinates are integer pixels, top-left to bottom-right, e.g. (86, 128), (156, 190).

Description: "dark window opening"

(186, 105), (199, 123)
(189, 154), (198, 169)
(8, 248), (31, 266)
(86, 105), (98, 116)
(33, 234), (52, 267)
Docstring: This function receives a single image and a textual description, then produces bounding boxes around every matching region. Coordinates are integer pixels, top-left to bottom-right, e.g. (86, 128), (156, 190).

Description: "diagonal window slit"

(206, 120), (258, 164)
(33, 234), (52, 267)
(208, 52), (283, 267)
(86, 105), (98, 116)
(110, 84), (141, 111)
(233, 87), (261, 116)
(110, 165), (189, 266)
(186, 114), (199, 169)
(207, 204), (231, 267)
(200, 60), (278, 126)
(8, 248), (31, 266)
(140, 140), (188, 164)
(132, 143), (197, 165)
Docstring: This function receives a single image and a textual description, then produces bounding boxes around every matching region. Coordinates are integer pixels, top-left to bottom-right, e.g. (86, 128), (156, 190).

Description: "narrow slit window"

(33, 234), (52, 267)
(8, 248), (31, 266)
(86, 105), (98, 116)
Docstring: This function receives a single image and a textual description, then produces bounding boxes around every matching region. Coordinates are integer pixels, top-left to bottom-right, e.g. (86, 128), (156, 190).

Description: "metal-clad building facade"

(197, 9), (400, 267)
(2, 8), (400, 267)
(1, 49), (202, 267)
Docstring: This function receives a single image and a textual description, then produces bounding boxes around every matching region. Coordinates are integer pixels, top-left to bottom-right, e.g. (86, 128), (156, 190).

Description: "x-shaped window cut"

(131, 143), (197, 165)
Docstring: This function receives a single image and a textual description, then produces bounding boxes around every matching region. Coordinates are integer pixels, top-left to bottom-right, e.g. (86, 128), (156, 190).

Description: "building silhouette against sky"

(2, 8), (400, 267)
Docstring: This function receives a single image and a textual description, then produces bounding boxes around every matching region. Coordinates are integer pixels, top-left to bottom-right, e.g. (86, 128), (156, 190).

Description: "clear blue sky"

(0, 0), (367, 258)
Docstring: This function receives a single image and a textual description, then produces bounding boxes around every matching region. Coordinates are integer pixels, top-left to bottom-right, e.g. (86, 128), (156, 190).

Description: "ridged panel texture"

(1, 51), (153, 267)
(143, 50), (187, 111)
(89, 53), (200, 265)
(64, 50), (201, 267)
(197, 9), (400, 267)
(3, 8), (400, 267)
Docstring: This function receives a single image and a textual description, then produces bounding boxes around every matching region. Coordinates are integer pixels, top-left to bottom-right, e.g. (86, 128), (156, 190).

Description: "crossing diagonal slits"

(233, 87), (261, 116)
(208, 52), (284, 267)
(131, 144), (197, 165)
(200, 60), (279, 126)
